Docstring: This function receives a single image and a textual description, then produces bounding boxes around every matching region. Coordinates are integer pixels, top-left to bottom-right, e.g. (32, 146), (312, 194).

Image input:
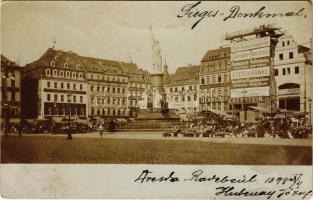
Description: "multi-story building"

(274, 34), (312, 117)
(81, 57), (129, 118)
(120, 62), (151, 117)
(1, 55), (22, 128)
(22, 48), (88, 120)
(199, 47), (231, 112)
(166, 65), (200, 113)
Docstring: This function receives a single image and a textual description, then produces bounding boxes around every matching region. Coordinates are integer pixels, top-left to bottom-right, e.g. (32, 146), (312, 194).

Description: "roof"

(201, 47), (230, 63)
(24, 48), (86, 72)
(1, 55), (21, 69)
(167, 65), (200, 86)
(23, 48), (148, 76)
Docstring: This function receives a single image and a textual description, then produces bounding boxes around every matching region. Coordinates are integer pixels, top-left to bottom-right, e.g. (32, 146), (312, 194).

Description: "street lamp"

(67, 93), (72, 140)
(308, 98), (312, 127)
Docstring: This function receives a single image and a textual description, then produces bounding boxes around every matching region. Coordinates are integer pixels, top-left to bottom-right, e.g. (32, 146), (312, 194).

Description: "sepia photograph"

(1, 1), (313, 199)
(1, 1), (312, 166)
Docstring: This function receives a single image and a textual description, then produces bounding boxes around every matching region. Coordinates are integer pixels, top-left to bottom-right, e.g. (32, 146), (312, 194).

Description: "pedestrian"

(99, 124), (104, 138)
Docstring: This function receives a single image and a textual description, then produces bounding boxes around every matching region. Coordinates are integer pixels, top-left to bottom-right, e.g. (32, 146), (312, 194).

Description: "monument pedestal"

(151, 73), (165, 95)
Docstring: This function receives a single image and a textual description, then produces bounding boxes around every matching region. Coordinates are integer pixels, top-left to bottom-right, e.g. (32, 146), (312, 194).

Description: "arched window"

(46, 69), (51, 76)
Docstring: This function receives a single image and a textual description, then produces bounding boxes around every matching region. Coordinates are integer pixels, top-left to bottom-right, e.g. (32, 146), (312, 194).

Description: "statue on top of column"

(149, 26), (163, 74)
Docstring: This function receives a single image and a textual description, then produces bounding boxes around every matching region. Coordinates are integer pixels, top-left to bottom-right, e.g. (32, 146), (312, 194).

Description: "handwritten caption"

(177, 1), (307, 29)
(134, 169), (312, 199)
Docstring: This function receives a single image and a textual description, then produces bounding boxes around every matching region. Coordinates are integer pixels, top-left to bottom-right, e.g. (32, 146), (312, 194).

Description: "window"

(201, 78), (205, 84)
(67, 83), (70, 89)
(295, 66), (299, 74)
(175, 88), (177, 92)
(59, 70), (64, 77)
(274, 69), (279, 76)
(79, 73), (83, 79)
(207, 76), (210, 84)
(72, 72), (76, 78)
(287, 68), (290, 75)
(289, 52), (293, 59)
(64, 63), (68, 68)
(47, 81), (50, 88)
(53, 70), (58, 76)
(61, 95), (64, 102)
(170, 88), (173, 92)
(80, 96), (83, 103)
(287, 40), (290, 45)
(279, 53), (283, 60)
(73, 96), (76, 103)
(218, 75), (222, 83)
(50, 61), (55, 67)
(73, 84), (76, 90)
(80, 84), (83, 90)
(282, 41), (285, 47)
(113, 88), (116, 93)
(91, 86), (94, 91)
(283, 68), (286, 75)
(182, 87), (185, 91)
(54, 94), (58, 102)
(47, 94), (51, 101)
(189, 86), (192, 90)
(66, 71), (70, 78)
(46, 69), (51, 76)
(61, 82), (64, 89)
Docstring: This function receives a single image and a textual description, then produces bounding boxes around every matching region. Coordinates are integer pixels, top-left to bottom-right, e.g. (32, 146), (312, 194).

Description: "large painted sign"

(230, 37), (272, 100)
(230, 86), (270, 98)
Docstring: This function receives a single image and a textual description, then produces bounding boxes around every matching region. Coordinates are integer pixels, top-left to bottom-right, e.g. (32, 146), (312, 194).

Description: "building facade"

(22, 49), (88, 120)
(1, 55), (22, 127)
(120, 63), (151, 117)
(166, 65), (200, 113)
(82, 57), (129, 118)
(274, 34), (312, 115)
(199, 47), (231, 112)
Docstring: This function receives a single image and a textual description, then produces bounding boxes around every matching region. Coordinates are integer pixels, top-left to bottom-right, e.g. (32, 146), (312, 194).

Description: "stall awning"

(207, 109), (233, 118)
(9, 118), (21, 123)
(76, 119), (89, 125)
(249, 106), (270, 113)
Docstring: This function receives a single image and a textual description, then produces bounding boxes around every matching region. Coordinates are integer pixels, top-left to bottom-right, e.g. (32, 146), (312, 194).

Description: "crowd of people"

(163, 115), (312, 139)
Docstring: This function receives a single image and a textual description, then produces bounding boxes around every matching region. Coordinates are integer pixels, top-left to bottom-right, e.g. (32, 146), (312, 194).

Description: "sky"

(1, 1), (312, 73)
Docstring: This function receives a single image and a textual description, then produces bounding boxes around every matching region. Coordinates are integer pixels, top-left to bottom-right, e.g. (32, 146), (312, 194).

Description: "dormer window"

(46, 69), (51, 76)
(66, 71), (70, 78)
(76, 64), (81, 70)
(78, 72), (83, 79)
(54, 55), (59, 60)
(51, 61), (55, 67)
(66, 57), (70, 62)
(64, 63), (69, 68)
(53, 69), (58, 77)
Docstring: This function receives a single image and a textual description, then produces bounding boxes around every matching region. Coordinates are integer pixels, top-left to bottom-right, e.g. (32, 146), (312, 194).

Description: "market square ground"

(1, 133), (312, 165)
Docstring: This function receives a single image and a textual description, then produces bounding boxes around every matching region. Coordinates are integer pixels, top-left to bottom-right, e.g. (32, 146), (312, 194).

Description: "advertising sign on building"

(230, 37), (272, 101)
(231, 67), (270, 80)
(231, 36), (270, 52)
(230, 86), (270, 98)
